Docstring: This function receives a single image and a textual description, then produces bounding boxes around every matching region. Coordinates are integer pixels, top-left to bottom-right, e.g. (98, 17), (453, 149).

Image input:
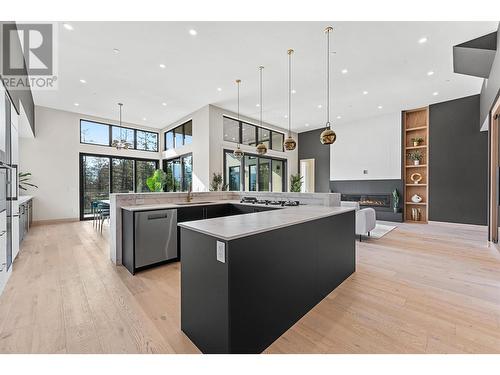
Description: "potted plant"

(19, 172), (38, 191)
(411, 137), (424, 147)
(146, 169), (167, 192)
(290, 174), (303, 193)
(407, 150), (423, 166)
(392, 189), (399, 213)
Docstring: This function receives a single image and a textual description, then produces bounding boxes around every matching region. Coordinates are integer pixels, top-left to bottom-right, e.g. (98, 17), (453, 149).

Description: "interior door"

(489, 96), (500, 243)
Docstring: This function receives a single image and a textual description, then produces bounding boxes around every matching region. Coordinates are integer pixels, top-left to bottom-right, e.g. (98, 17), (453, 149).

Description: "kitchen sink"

(174, 201), (214, 205)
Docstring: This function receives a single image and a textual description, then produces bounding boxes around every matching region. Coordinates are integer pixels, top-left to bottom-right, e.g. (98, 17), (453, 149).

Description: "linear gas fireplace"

(341, 193), (391, 208)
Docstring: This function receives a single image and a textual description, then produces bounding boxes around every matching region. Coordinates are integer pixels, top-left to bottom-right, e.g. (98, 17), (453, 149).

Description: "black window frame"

(222, 115), (285, 152)
(223, 149), (287, 192)
(79, 152), (159, 220)
(79, 119), (159, 153)
(162, 152), (193, 192)
(164, 120), (193, 150)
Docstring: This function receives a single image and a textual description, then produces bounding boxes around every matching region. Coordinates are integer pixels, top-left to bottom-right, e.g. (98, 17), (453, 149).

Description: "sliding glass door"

(225, 150), (286, 192)
(81, 155), (110, 218)
(79, 153), (158, 219)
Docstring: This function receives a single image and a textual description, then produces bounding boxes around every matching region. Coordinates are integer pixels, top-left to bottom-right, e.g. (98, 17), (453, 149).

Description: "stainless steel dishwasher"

(134, 209), (178, 268)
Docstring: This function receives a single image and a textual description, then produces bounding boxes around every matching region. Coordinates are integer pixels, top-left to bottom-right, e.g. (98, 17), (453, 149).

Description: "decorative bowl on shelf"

(411, 194), (423, 203)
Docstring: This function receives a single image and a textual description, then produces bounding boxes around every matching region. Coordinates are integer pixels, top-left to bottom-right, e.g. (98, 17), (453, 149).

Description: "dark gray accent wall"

(429, 94), (488, 225)
(0, 21), (35, 134)
(480, 24), (500, 127)
(298, 129), (330, 192)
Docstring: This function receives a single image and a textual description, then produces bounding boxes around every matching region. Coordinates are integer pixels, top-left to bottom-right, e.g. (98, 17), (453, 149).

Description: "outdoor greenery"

(146, 169), (168, 192)
(210, 173), (228, 191)
(290, 174), (303, 193)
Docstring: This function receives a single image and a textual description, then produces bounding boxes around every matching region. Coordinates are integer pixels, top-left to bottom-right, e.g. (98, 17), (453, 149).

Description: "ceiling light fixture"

(305, 123), (310, 127)
(63, 23), (74, 31)
(291, 89), (296, 94)
(79, 79), (86, 84)
(363, 91), (368, 95)
(256, 66), (268, 155)
(418, 37), (428, 44)
(159, 64), (166, 69)
(162, 102), (167, 106)
(378, 105), (383, 109)
(73, 102), (79, 106)
(317, 104), (323, 109)
(341, 68), (348, 74)
(217, 87), (222, 92)
(233, 79), (244, 161)
(427, 71), (434, 76)
(284, 49), (297, 151)
(189, 29), (197, 36)
(320, 26), (337, 145)
(433, 92), (439, 96)
(143, 117), (147, 121)
(112, 103), (133, 150)
(337, 115), (342, 119)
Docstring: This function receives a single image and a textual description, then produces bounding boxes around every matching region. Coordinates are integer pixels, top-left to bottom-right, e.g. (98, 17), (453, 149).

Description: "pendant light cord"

(288, 50), (293, 136)
(326, 27), (332, 129)
(259, 66), (264, 127)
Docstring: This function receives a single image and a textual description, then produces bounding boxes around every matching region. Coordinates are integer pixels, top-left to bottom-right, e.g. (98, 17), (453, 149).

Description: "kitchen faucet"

(186, 185), (193, 202)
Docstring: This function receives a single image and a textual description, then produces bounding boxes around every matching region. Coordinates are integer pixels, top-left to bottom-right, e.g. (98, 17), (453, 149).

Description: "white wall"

(330, 112), (401, 180)
(19, 106), (160, 222)
(160, 105), (210, 191)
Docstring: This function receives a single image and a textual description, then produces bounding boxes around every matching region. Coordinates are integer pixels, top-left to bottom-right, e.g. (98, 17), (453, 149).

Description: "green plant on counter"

(290, 174), (303, 193)
(209, 173), (228, 191)
(146, 169), (167, 192)
(19, 172), (38, 191)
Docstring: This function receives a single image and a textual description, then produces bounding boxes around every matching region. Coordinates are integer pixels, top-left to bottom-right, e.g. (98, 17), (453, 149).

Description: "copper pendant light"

(233, 79), (244, 161)
(320, 26), (337, 145)
(284, 49), (297, 151)
(256, 66), (268, 155)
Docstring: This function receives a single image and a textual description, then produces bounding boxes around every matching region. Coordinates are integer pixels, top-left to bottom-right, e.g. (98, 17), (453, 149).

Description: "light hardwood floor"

(1, 220), (500, 353)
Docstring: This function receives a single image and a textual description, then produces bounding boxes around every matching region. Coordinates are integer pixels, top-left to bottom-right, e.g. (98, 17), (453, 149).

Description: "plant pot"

(413, 141), (419, 147)
(393, 207), (398, 213)
(414, 160), (420, 166)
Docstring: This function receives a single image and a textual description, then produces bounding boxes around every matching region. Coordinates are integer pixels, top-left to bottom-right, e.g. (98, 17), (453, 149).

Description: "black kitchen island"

(179, 205), (355, 354)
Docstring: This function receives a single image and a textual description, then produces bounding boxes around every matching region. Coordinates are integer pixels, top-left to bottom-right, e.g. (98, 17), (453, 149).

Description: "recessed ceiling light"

(363, 91), (368, 95)
(317, 104), (323, 109)
(418, 37), (428, 44)
(63, 23), (74, 31)
(291, 89), (296, 94)
(377, 105), (383, 109)
(143, 117), (147, 121)
(336, 115), (342, 119)
(224, 134), (228, 137)
(433, 92), (439, 96)
(74, 102), (79, 106)
(217, 87), (222, 92)
(427, 71), (434, 76)
(159, 64), (166, 69)
(189, 29), (197, 36)
(341, 69), (348, 74)
(162, 102), (167, 106)
(305, 123), (310, 127)
(113, 48), (120, 54)
(284, 115), (288, 119)
(79, 79), (86, 84)
(232, 137), (236, 141)
(256, 104), (260, 107)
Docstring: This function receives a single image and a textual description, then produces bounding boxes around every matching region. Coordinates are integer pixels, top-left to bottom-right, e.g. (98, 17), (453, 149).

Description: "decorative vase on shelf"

(413, 141), (418, 147)
(410, 172), (422, 184)
(411, 208), (422, 221)
(411, 194), (423, 203)
(414, 160), (420, 166)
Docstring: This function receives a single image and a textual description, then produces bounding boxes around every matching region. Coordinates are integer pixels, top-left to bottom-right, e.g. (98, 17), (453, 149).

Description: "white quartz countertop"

(178, 203), (355, 241)
(18, 195), (33, 205)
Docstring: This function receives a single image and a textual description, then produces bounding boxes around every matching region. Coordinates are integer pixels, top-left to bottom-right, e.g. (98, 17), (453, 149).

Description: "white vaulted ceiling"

(33, 21), (498, 131)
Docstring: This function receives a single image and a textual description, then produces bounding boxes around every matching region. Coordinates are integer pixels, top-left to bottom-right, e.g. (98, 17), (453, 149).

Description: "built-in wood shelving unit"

(402, 107), (429, 223)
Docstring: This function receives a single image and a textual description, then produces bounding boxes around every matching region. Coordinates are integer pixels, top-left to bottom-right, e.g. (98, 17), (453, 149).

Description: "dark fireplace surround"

(330, 179), (403, 222)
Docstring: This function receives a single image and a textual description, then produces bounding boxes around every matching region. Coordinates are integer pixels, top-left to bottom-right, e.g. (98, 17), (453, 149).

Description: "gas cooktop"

(240, 197), (300, 207)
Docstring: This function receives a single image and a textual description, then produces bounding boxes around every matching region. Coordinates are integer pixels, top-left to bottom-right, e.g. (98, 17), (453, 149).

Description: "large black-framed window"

(223, 116), (285, 152)
(79, 119), (159, 152)
(164, 120), (193, 150)
(223, 149), (286, 192)
(79, 153), (159, 220)
(162, 153), (193, 192)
